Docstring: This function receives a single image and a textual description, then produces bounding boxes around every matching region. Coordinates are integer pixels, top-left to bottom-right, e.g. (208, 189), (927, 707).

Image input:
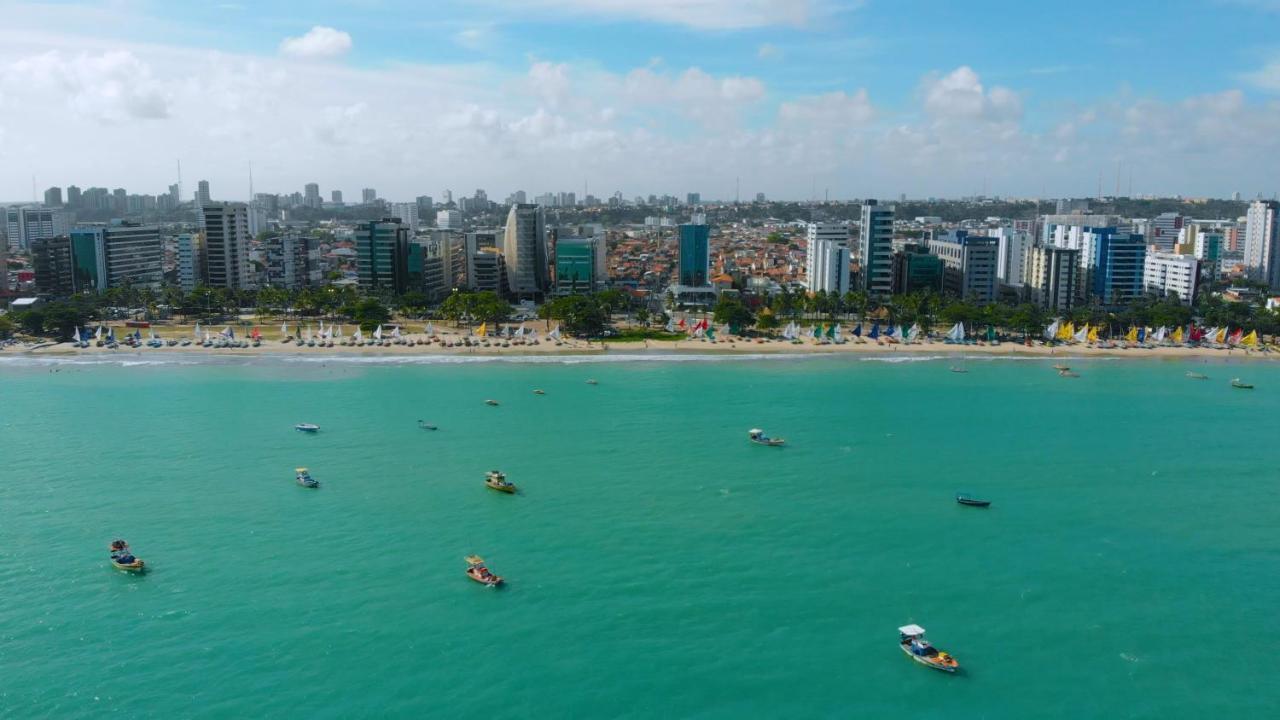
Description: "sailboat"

(1072, 324), (1089, 344)
(1242, 330), (1259, 348)
(944, 322), (964, 343)
(1044, 319), (1060, 341)
(868, 321), (882, 342)
(1057, 321), (1074, 342)
(1172, 326), (1185, 344)
(1086, 326), (1099, 344)
(906, 323), (921, 343)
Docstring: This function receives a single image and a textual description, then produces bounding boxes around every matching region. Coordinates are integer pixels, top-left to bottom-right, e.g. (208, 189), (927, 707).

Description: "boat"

(956, 494), (991, 508)
(465, 555), (503, 586)
(485, 470), (516, 493)
(1186, 371), (1208, 380)
(1058, 370), (1080, 378)
(748, 429), (786, 446)
(949, 366), (968, 374)
(533, 389), (545, 395)
(296, 467), (320, 488)
(1052, 364), (1070, 371)
(109, 539), (146, 573)
(295, 423), (321, 433)
(1231, 378), (1254, 389)
(484, 399), (500, 406)
(418, 420), (438, 431)
(586, 379), (598, 385)
(899, 625), (959, 673)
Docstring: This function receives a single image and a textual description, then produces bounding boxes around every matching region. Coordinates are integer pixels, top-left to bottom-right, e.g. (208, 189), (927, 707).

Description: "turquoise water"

(2, 353), (1278, 719)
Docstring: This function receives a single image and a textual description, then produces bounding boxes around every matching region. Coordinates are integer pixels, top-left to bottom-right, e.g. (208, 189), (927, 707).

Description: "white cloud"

(757, 43), (783, 60)
(920, 66), (1021, 124)
(1243, 56), (1280, 92)
(2, 50), (170, 121)
(279, 26), (352, 60)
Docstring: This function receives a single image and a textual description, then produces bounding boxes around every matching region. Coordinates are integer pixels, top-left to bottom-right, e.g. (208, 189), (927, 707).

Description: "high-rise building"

(331, 190), (343, 204)
(463, 231), (499, 289)
(891, 243), (944, 295)
(502, 203), (549, 298)
(1149, 213), (1185, 252)
(1085, 228), (1146, 306)
(1041, 214), (1117, 246)
(67, 185), (82, 208)
(31, 236), (75, 295)
(67, 222), (163, 291)
(805, 222), (851, 295)
(416, 195), (434, 216)
(200, 202), (252, 289)
(686, 193), (701, 206)
(111, 189), (127, 213)
(167, 184), (179, 208)
(355, 218), (410, 293)
(928, 230), (999, 303)
(5, 207), (72, 250)
(554, 236), (604, 295)
(436, 209), (462, 230)
(304, 183), (322, 209)
(362, 188), (377, 204)
(678, 222), (711, 287)
(1193, 231), (1223, 282)
(177, 233), (204, 292)
(1024, 245), (1079, 312)
(44, 187), (63, 207)
(991, 226), (1032, 287)
(1244, 200), (1280, 288)
(858, 200), (895, 298)
(1143, 252), (1199, 305)
(196, 180), (211, 206)
(391, 203), (420, 231)
(263, 234), (311, 290)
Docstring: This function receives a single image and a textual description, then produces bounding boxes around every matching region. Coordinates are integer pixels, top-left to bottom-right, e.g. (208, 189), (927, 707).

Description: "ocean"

(1, 353), (1276, 719)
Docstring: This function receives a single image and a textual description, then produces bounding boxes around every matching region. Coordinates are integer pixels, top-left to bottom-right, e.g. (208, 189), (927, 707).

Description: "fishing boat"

(748, 429), (786, 447)
(585, 379), (598, 385)
(949, 366), (968, 374)
(295, 423), (321, 433)
(485, 470), (516, 493)
(1052, 364), (1070, 372)
(955, 494), (991, 508)
(1231, 378), (1254, 389)
(418, 420), (438, 431)
(484, 399), (500, 406)
(899, 625), (959, 673)
(295, 467), (319, 488)
(465, 555), (503, 586)
(1185, 371), (1208, 380)
(109, 540), (146, 573)
(533, 389), (545, 395)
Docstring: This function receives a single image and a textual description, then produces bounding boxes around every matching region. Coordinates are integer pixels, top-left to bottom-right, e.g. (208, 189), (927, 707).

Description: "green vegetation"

(712, 295), (755, 329)
(606, 328), (685, 342)
(438, 291), (510, 324)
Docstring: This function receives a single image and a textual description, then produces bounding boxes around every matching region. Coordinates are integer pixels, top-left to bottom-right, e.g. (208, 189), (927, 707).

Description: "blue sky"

(0, 0), (1278, 201)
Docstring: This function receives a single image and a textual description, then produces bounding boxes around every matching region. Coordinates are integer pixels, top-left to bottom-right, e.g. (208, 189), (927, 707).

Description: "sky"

(0, 0), (1278, 202)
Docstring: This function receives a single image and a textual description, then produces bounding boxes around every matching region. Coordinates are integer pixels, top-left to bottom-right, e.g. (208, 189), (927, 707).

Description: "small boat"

(585, 379), (598, 385)
(296, 467), (319, 488)
(418, 420), (438, 431)
(1186, 371), (1209, 380)
(1231, 378), (1254, 389)
(956, 494), (991, 508)
(295, 423), (320, 433)
(485, 470), (516, 493)
(465, 555), (503, 586)
(748, 429), (785, 447)
(533, 389), (545, 395)
(949, 366), (968, 374)
(1058, 370), (1080, 378)
(1052, 364), (1070, 372)
(484, 399), (500, 406)
(109, 539), (146, 574)
(899, 625), (958, 673)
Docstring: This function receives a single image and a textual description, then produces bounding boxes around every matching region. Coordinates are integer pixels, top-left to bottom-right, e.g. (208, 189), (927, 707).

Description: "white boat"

(295, 423), (320, 433)
(418, 420), (438, 430)
(748, 429), (785, 446)
(899, 625), (959, 673)
(296, 467), (319, 488)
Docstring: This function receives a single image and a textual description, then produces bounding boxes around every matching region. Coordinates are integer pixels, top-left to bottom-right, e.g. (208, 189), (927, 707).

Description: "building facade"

(555, 236), (604, 295)
(891, 243), (944, 295)
(177, 233), (204, 292)
(68, 222), (163, 291)
(263, 234), (311, 290)
(31, 236), (75, 295)
(928, 230), (999, 303)
(1143, 252), (1199, 304)
(436, 209), (462, 231)
(502, 204), (549, 298)
(1024, 245), (1079, 312)
(991, 226), (1031, 287)
(200, 202), (252, 290)
(1244, 200), (1280, 288)
(859, 200), (895, 298)
(1086, 229), (1147, 306)
(391, 203), (420, 231)
(5, 207), (72, 250)
(356, 218), (410, 294)
(805, 222), (851, 295)
(678, 222), (711, 287)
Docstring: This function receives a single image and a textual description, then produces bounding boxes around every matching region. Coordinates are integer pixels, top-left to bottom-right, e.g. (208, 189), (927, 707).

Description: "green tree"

(345, 298), (390, 331)
(541, 295), (607, 336)
(712, 295), (755, 329)
(0, 315), (13, 338)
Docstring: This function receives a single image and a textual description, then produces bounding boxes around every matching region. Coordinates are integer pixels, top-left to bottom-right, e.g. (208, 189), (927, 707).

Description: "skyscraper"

(1086, 228), (1146, 306)
(67, 185), (82, 208)
(331, 190), (344, 204)
(44, 187), (62, 207)
(197, 180), (211, 206)
(200, 202), (252, 289)
(805, 222), (851, 295)
(436, 209), (461, 231)
(859, 200), (895, 298)
(355, 218), (410, 293)
(1149, 213), (1185, 252)
(362, 188), (377, 205)
(68, 222), (164, 291)
(678, 222), (711, 287)
(502, 203), (549, 297)
(1024, 245), (1079, 312)
(928, 230), (999, 303)
(1244, 200), (1280, 288)
(5, 207), (71, 250)
(304, 183), (321, 209)
(177, 233), (204, 292)
(391, 203), (420, 231)
(554, 236), (605, 295)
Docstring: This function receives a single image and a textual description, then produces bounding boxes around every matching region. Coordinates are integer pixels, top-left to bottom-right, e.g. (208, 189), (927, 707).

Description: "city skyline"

(1, 1), (1279, 202)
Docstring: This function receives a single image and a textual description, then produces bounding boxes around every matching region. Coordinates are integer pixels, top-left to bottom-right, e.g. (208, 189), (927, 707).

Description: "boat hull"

(956, 497), (991, 508)
(900, 643), (958, 672)
(112, 560), (146, 573)
(750, 439), (785, 447)
(466, 570), (502, 586)
(486, 481), (516, 493)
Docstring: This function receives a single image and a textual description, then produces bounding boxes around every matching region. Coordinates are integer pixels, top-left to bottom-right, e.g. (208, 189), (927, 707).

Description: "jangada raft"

(899, 625), (959, 673)
(109, 539), (146, 573)
(465, 556), (502, 586)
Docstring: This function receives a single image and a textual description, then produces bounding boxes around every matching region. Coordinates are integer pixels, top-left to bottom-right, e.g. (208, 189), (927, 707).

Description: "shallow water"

(1, 354), (1276, 718)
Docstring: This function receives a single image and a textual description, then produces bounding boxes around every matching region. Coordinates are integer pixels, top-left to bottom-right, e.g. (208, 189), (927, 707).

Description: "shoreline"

(8, 336), (1279, 362)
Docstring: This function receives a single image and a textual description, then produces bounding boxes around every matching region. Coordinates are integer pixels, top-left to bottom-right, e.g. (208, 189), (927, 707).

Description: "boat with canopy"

(899, 625), (959, 672)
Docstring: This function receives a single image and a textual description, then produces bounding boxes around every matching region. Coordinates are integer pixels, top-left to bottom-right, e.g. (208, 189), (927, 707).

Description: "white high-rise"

(991, 226), (1031, 287)
(391, 203), (420, 231)
(805, 222), (851, 295)
(436, 209), (461, 230)
(1143, 252), (1199, 305)
(1244, 200), (1280, 288)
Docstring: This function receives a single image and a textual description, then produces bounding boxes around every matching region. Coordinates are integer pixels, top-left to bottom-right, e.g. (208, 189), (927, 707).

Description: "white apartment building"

(1143, 252), (1199, 304)
(804, 222), (851, 295)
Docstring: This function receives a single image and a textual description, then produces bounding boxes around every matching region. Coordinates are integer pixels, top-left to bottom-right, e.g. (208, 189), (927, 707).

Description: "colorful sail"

(1215, 327), (1228, 344)
(1228, 328), (1244, 345)
(1242, 330), (1259, 347)
(1124, 326), (1138, 342)
(1072, 324), (1089, 343)
(825, 323), (837, 339)
(1087, 326), (1099, 343)
(869, 321), (881, 340)
(852, 323), (863, 338)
